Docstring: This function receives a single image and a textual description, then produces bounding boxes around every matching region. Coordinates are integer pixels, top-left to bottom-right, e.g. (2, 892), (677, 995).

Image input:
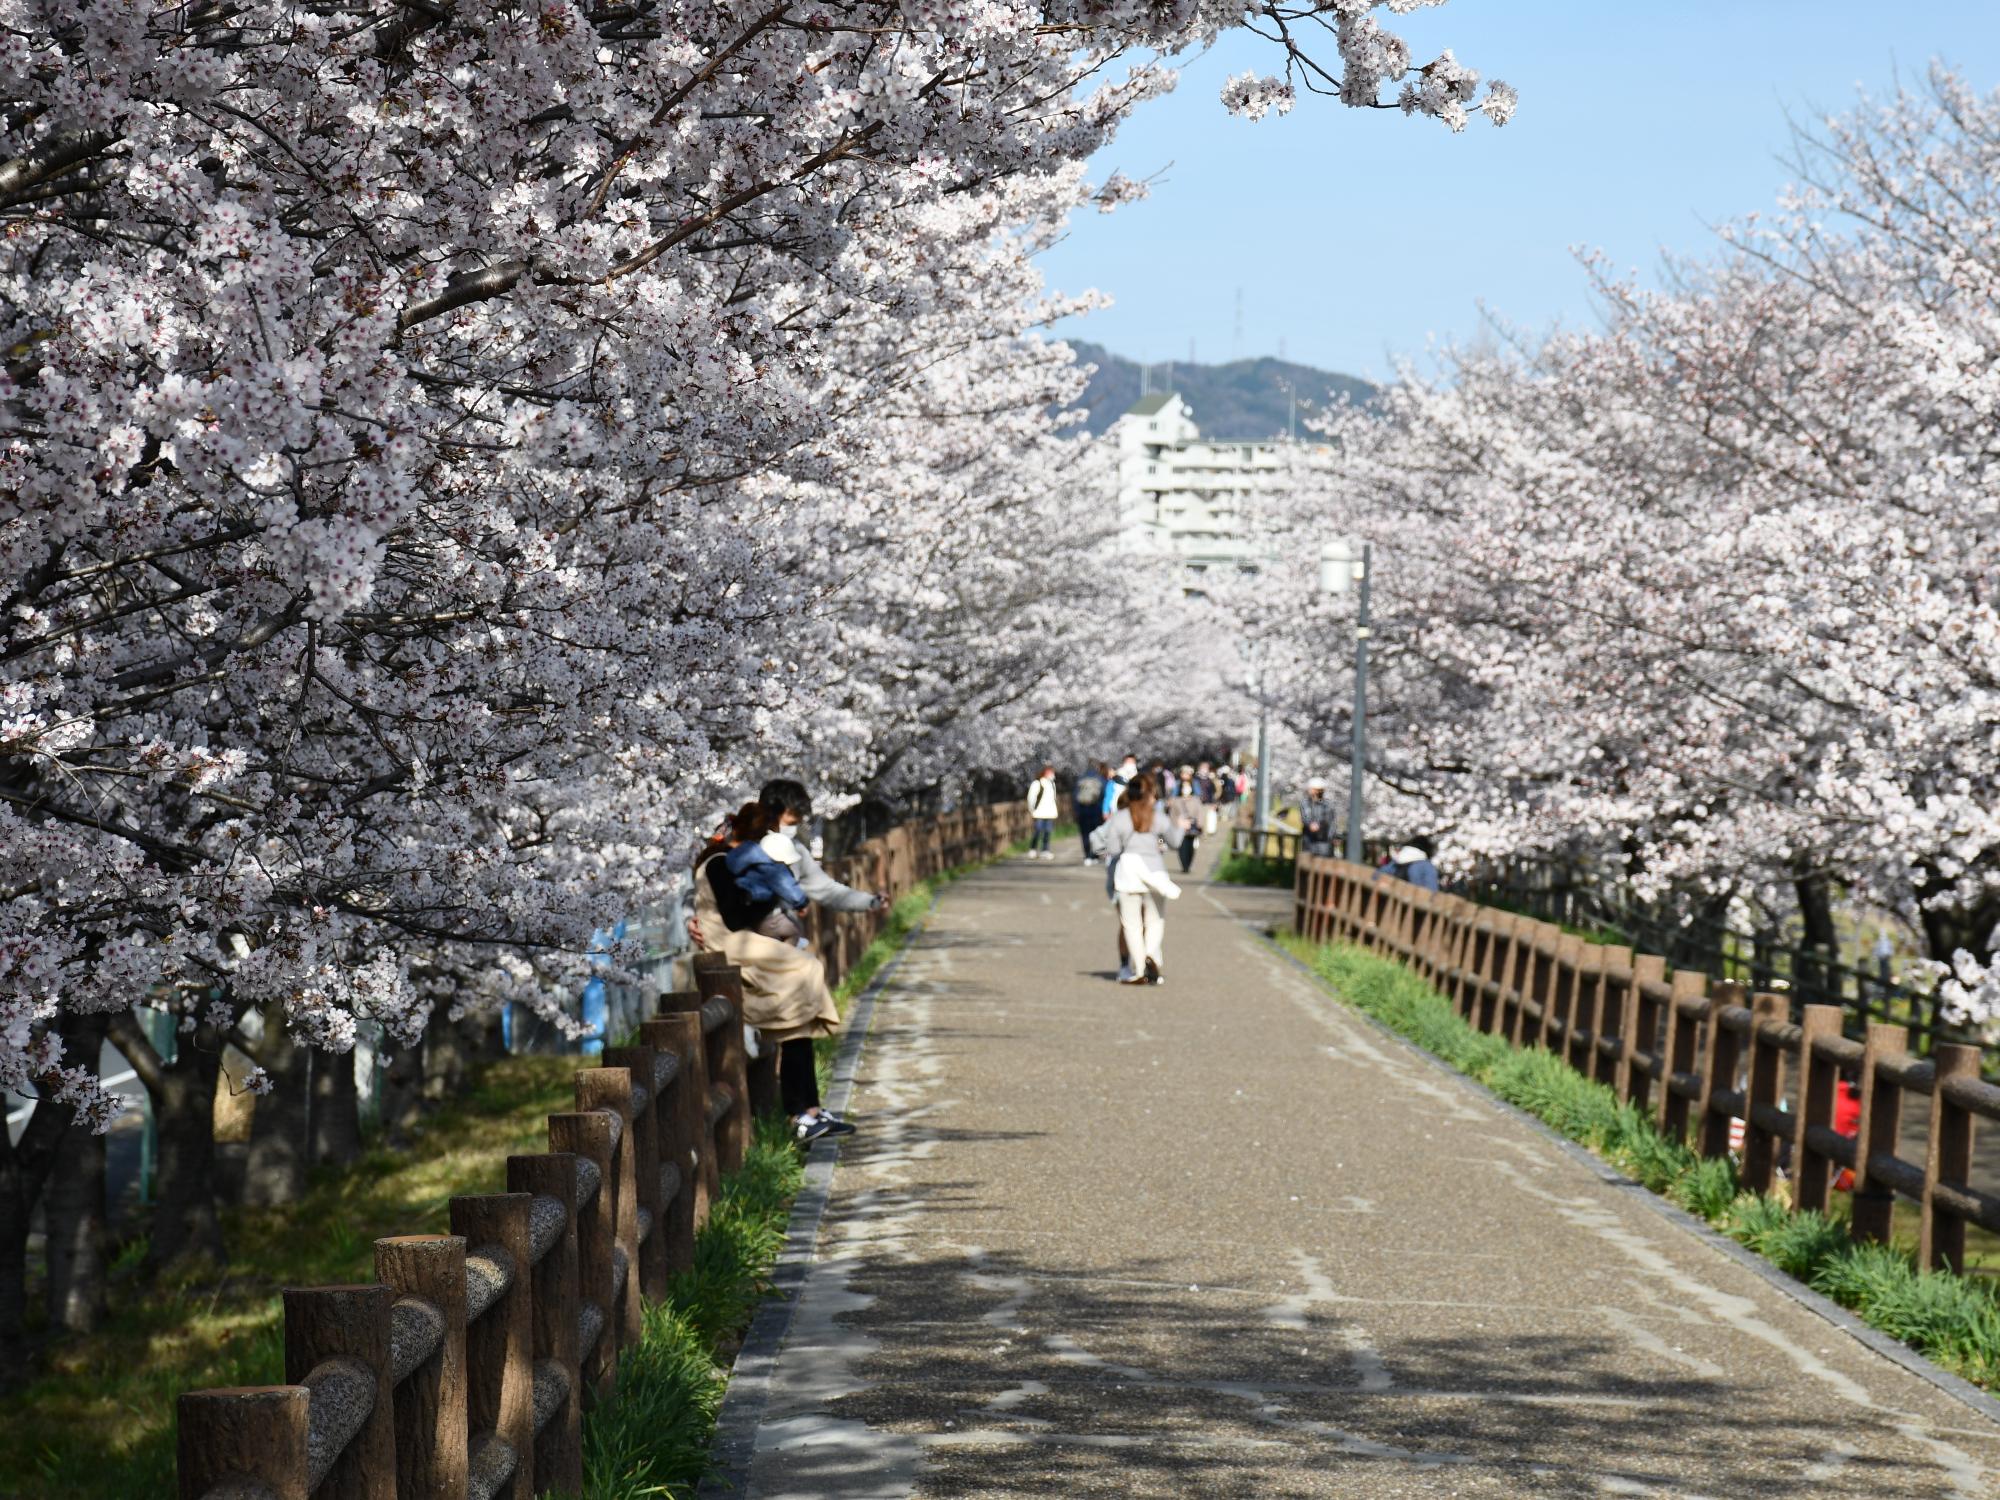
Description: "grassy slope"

(1, 1056), (579, 1498)
(7, 834), (1013, 1500)
(1280, 936), (2000, 1393)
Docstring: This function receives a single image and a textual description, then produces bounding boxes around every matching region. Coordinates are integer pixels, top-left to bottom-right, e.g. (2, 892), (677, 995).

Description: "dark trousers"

(1177, 837), (1197, 874)
(1031, 818), (1054, 852)
(781, 1038), (820, 1116)
(1077, 809), (1102, 859)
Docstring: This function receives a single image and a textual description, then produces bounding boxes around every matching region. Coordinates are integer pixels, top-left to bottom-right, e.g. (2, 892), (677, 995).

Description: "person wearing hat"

(1300, 776), (1340, 859)
(1164, 765), (1206, 874)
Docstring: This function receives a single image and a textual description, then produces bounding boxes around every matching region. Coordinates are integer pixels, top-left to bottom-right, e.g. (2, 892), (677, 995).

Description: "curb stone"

(697, 890), (945, 1497)
(1258, 928), (2000, 1431)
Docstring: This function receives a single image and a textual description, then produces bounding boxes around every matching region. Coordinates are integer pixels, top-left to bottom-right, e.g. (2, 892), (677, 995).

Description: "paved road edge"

(697, 890), (945, 1498)
(1256, 927), (2000, 1431)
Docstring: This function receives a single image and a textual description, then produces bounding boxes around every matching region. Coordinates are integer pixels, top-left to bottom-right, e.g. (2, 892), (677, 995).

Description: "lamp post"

(1345, 543), (1372, 864)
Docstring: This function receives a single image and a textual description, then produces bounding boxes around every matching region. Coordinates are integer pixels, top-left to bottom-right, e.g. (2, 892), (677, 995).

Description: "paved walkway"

(719, 849), (2000, 1498)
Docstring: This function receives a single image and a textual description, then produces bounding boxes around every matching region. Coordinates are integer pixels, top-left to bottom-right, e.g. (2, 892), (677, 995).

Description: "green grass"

(1, 1057), (580, 1499)
(577, 1116), (804, 1498)
(1215, 852), (1296, 887)
(1278, 935), (2000, 1392)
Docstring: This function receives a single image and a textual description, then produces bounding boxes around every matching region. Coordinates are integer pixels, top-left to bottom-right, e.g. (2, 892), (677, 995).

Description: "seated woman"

(693, 803), (854, 1146)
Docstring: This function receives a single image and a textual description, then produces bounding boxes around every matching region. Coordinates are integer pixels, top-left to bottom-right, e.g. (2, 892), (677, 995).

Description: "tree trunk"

(43, 1010), (111, 1334)
(1795, 872), (1840, 1009)
(242, 1001), (309, 1207)
(44, 1096), (107, 1334)
(112, 1010), (229, 1274)
(0, 1089), (78, 1385)
(423, 1016), (471, 1104)
(375, 1039), (424, 1142)
(309, 1047), (361, 1169)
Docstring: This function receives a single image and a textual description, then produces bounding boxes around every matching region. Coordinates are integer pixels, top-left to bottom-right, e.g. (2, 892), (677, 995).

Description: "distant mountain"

(1062, 340), (1376, 440)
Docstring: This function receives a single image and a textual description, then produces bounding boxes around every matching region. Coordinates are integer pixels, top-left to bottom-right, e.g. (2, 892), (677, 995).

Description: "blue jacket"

(723, 842), (807, 910)
(1101, 771), (1134, 818)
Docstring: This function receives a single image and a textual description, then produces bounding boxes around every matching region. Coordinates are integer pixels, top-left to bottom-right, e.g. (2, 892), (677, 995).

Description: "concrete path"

(719, 850), (2000, 1498)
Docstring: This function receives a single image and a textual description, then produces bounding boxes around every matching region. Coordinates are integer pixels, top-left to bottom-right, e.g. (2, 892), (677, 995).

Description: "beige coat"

(692, 860), (842, 1043)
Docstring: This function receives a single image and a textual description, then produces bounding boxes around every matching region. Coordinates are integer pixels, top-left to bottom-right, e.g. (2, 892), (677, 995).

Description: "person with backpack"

(1074, 760), (1108, 864)
(1026, 764), (1061, 859)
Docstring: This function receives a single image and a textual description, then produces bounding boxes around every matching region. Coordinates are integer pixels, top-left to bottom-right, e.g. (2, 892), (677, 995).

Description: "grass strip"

(1215, 851), (1296, 887)
(1280, 935), (2000, 1392)
(576, 1115), (804, 1498)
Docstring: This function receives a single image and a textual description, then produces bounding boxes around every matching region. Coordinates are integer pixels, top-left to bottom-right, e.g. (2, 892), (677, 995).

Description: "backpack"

(1075, 773), (1105, 806)
(705, 856), (777, 932)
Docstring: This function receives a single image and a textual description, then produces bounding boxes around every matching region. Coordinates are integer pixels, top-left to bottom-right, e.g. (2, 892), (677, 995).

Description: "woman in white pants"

(1099, 773), (1190, 985)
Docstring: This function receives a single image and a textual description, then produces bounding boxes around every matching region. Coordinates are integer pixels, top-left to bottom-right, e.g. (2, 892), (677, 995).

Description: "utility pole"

(1254, 696), (1272, 836)
(1345, 543), (1372, 864)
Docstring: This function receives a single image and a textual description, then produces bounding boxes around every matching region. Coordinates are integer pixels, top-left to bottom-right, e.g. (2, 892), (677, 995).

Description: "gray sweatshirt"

(793, 840), (881, 912)
(1097, 806), (1188, 876)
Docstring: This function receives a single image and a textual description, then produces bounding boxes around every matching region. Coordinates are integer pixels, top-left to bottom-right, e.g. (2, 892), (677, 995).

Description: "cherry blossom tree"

(0, 0), (1513, 1345)
(1265, 64), (2000, 1036)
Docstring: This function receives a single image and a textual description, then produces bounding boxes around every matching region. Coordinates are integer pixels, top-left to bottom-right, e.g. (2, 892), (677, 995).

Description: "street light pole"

(1345, 543), (1371, 864)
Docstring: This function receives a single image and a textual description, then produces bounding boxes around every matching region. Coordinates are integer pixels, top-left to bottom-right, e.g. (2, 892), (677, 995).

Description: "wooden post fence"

(1291, 855), (2000, 1276)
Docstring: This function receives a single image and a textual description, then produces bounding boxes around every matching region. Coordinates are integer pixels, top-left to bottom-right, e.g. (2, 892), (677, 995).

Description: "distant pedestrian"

(1377, 836), (1440, 892)
(1300, 776), (1339, 859)
(1026, 764), (1060, 859)
(1165, 766), (1205, 874)
(1101, 772), (1191, 984)
(1101, 753), (1139, 818)
(1075, 760), (1108, 864)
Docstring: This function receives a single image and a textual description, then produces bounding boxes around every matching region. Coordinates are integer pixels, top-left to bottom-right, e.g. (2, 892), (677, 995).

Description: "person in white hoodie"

(1096, 772), (1190, 985)
(1025, 764), (1060, 859)
(1376, 836), (1441, 892)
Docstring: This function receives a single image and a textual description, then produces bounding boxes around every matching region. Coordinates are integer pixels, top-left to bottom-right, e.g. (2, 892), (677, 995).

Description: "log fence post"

(693, 956), (753, 1175)
(1696, 982), (1746, 1160)
(281, 1283), (396, 1500)
(1623, 956), (1668, 1113)
(1657, 971), (1708, 1142)
(451, 1192), (536, 1500)
(602, 1045), (669, 1302)
(506, 1152), (582, 1493)
(177, 1385), (311, 1500)
(373, 1233), (469, 1499)
(1849, 1021), (1909, 1246)
(546, 1110), (619, 1398)
(1791, 1005), (1845, 1216)
(1740, 993), (1790, 1197)
(1921, 1043), (1982, 1273)
(1599, 948), (1633, 1093)
(576, 1066), (643, 1351)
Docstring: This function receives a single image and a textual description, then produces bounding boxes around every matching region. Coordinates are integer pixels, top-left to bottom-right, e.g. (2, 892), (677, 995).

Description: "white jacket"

(1027, 776), (1061, 820)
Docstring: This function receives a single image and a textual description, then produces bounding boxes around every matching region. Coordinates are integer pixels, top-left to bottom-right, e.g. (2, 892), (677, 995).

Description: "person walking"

(1165, 766), (1205, 875)
(1099, 772), (1190, 985)
(1074, 760), (1108, 864)
(1026, 764), (1060, 859)
(1300, 776), (1339, 859)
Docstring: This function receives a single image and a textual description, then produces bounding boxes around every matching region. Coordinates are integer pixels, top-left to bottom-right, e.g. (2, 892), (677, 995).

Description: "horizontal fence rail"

(175, 802), (1030, 1499)
(1459, 860), (1972, 1058)
(1297, 857), (1997, 1275)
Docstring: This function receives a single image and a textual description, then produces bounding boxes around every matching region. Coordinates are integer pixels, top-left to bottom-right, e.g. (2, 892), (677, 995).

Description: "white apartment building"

(1111, 392), (1283, 583)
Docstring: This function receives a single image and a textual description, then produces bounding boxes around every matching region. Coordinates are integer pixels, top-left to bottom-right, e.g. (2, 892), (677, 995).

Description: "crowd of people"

(1026, 757), (1446, 987)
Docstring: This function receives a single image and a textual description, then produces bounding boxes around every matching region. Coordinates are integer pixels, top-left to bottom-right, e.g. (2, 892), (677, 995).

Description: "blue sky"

(1040, 2), (2000, 381)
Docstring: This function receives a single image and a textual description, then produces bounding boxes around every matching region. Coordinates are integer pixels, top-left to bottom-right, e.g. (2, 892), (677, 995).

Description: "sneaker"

(1116, 962), (1134, 983)
(794, 1113), (841, 1146)
(1144, 960), (1163, 985)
